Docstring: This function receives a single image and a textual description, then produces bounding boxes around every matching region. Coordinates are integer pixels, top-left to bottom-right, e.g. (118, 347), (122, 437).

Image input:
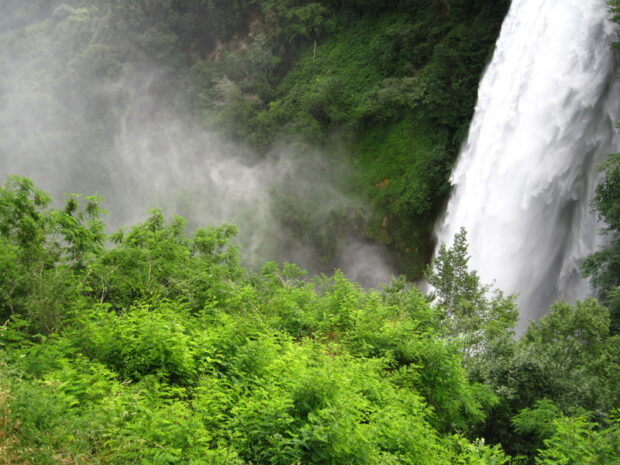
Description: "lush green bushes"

(2, 0), (619, 461)
(0, 177), (511, 464)
(1, 177), (618, 464)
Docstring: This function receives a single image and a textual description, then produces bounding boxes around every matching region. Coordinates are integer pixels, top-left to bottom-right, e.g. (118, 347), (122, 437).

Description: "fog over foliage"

(0, 1), (395, 285)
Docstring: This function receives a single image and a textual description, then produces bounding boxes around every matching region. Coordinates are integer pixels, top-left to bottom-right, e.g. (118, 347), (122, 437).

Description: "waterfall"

(436, 0), (620, 333)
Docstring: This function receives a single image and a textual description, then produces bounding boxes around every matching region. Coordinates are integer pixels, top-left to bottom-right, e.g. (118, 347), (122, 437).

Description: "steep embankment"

(187, 1), (511, 276)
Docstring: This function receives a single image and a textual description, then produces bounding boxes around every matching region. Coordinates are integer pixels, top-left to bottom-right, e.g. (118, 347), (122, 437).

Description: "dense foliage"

(0, 177), (618, 464)
(0, 0), (509, 278)
(0, 177), (504, 464)
(583, 153), (620, 334)
(2, 1), (620, 464)
(183, 0), (511, 274)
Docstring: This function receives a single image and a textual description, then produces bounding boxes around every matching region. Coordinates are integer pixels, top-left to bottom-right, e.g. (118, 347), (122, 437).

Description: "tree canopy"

(0, 178), (618, 464)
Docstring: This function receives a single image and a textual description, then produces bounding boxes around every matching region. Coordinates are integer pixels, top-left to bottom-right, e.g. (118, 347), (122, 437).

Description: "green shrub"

(73, 302), (198, 384)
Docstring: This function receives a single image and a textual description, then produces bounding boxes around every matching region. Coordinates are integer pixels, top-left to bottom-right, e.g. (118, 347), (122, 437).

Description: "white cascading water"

(436, 0), (620, 333)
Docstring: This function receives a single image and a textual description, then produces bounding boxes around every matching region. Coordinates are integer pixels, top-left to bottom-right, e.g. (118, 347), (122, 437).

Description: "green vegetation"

(0, 0), (510, 278)
(0, 177), (505, 464)
(355, 116), (451, 275)
(583, 153), (620, 334)
(186, 0), (510, 268)
(0, 177), (618, 464)
(2, 1), (620, 463)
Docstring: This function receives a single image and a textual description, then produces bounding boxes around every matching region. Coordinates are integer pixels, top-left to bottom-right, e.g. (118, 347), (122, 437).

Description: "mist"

(0, 2), (394, 286)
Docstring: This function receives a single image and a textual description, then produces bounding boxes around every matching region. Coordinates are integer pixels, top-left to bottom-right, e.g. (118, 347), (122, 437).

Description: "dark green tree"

(0, 176), (104, 333)
(427, 228), (518, 364)
(583, 153), (620, 333)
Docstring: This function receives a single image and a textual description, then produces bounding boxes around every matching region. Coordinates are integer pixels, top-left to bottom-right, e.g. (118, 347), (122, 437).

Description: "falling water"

(436, 0), (620, 333)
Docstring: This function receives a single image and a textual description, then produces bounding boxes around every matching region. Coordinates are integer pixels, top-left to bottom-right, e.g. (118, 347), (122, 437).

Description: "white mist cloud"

(0, 4), (394, 286)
